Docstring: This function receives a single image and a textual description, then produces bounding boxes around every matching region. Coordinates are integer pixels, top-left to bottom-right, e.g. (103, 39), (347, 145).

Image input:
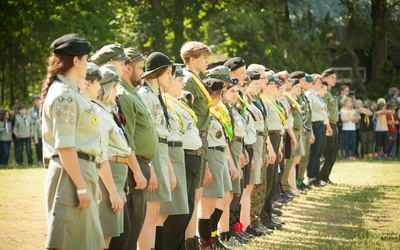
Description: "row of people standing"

(0, 100), (42, 167)
(42, 34), (342, 250)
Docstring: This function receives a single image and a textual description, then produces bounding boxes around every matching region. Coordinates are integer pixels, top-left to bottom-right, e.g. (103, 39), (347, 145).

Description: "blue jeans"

(342, 130), (356, 157)
(375, 131), (388, 155)
(0, 140), (12, 166)
(307, 122), (325, 179)
(15, 137), (33, 165)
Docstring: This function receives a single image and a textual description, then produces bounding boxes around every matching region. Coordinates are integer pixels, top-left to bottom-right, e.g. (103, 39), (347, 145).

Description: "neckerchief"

(163, 93), (197, 126)
(189, 72), (213, 108)
(260, 94), (286, 127)
(163, 93), (186, 131)
(210, 103), (233, 141)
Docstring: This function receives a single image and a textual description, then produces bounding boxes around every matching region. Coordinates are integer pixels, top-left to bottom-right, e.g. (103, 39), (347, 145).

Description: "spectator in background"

(354, 99), (363, 157)
(11, 104), (19, 163)
(340, 97), (359, 161)
(386, 103), (399, 159)
(0, 109), (13, 168)
(384, 86), (399, 103)
(357, 100), (374, 160)
(337, 85), (349, 108)
(28, 94), (42, 166)
(13, 104), (33, 166)
(373, 98), (391, 159)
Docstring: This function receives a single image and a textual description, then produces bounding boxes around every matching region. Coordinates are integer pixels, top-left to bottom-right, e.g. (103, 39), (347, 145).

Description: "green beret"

(206, 66), (233, 83)
(305, 73), (314, 83)
(89, 44), (130, 65)
(51, 33), (92, 56)
(99, 65), (121, 85)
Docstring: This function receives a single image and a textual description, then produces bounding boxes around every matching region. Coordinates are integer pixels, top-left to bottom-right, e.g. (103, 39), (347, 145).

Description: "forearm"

(127, 150), (143, 175)
(99, 160), (119, 195)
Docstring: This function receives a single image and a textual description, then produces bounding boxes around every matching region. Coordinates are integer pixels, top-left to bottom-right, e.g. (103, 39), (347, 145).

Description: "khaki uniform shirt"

(33, 119), (42, 142)
(243, 107), (257, 145)
(0, 120), (12, 141)
(232, 108), (248, 139)
(95, 100), (131, 161)
(166, 97), (202, 150)
(184, 73), (210, 132)
(306, 89), (328, 123)
(248, 102), (264, 133)
(166, 107), (183, 142)
(266, 101), (284, 131)
(42, 74), (101, 160)
(324, 89), (339, 123)
(207, 115), (228, 148)
(116, 80), (158, 160)
(278, 96), (291, 129)
(138, 81), (171, 139)
(13, 114), (32, 138)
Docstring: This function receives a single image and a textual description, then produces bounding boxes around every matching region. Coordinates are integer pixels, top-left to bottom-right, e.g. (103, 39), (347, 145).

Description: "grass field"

(0, 161), (399, 249)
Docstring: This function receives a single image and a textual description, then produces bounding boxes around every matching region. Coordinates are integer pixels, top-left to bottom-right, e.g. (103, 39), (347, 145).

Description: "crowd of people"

(0, 33), (399, 250)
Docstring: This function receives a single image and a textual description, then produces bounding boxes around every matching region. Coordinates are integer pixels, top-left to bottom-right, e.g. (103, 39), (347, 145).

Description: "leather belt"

(208, 146), (225, 153)
(52, 152), (96, 163)
(330, 121), (337, 124)
(245, 145), (253, 150)
(312, 121), (324, 124)
(109, 156), (129, 164)
(268, 130), (281, 134)
(184, 149), (201, 156)
(257, 131), (264, 136)
(199, 130), (208, 138)
(136, 155), (152, 164)
(235, 137), (244, 143)
(159, 137), (167, 144)
(168, 141), (183, 147)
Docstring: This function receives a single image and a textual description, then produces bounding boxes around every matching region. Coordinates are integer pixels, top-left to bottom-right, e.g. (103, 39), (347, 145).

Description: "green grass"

(0, 161), (399, 249)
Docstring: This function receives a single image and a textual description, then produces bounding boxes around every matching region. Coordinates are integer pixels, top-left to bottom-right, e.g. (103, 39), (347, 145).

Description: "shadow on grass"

(248, 184), (398, 250)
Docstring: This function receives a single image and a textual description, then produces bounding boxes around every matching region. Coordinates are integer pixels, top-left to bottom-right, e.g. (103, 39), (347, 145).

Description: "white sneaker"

(319, 180), (327, 186)
(225, 236), (245, 247)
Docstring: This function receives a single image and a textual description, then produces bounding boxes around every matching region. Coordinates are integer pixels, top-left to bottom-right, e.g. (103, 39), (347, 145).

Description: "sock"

(155, 226), (163, 250)
(198, 218), (211, 241)
(210, 208), (223, 233)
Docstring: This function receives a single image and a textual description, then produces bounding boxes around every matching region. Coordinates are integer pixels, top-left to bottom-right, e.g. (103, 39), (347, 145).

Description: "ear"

(73, 56), (80, 66)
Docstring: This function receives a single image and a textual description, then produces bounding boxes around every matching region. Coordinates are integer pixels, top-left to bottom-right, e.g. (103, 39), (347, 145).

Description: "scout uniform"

(204, 110), (232, 198)
(242, 101), (257, 187)
(43, 74), (104, 250)
(13, 111), (33, 165)
(160, 93), (189, 215)
(305, 87), (328, 183)
(139, 80), (172, 202)
(0, 115), (12, 167)
(94, 65), (131, 238)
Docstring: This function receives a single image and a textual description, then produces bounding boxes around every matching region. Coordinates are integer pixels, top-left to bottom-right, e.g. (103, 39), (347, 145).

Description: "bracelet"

(76, 188), (88, 195)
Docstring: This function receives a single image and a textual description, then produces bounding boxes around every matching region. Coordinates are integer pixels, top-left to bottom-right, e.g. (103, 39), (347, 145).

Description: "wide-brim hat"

(141, 52), (182, 79)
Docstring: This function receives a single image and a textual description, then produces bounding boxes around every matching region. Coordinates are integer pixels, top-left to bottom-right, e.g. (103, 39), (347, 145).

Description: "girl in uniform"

(0, 109), (12, 168)
(157, 68), (192, 249)
(41, 33), (104, 250)
(138, 52), (178, 250)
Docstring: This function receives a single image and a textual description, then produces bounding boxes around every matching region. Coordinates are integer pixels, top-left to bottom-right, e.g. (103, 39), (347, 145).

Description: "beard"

(130, 74), (142, 87)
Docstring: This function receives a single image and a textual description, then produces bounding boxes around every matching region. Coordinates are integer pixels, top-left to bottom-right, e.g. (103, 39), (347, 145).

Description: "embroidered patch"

(216, 131), (222, 139)
(92, 116), (98, 125)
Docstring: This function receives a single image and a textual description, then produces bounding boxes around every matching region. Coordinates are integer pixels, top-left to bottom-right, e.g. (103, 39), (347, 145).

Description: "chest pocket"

(154, 106), (165, 125)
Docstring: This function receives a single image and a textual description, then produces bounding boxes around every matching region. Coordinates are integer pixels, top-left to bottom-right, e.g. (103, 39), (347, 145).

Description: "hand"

(77, 192), (91, 209)
(169, 172), (177, 192)
(310, 134), (315, 144)
(267, 149), (277, 165)
(291, 137), (297, 150)
(239, 153), (248, 168)
(326, 126), (333, 137)
(97, 185), (102, 204)
(203, 168), (213, 186)
(250, 159), (255, 170)
(229, 166), (239, 181)
(278, 150), (283, 162)
(148, 171), (158, 192)
(134, 172), (147, 190)
(109, 193), (123, 214)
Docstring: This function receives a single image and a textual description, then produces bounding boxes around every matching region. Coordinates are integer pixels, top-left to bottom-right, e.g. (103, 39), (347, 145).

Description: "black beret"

(321, 68), (335, 77)
(321, 80), (329, 86)
(51, 33), (92, 56)
(223, 57), (246, 71)
(204, 78), (224, 92)
(246, 70), (260, 80)
(289, 71), (306, 79)
(291, 78), (300, 85)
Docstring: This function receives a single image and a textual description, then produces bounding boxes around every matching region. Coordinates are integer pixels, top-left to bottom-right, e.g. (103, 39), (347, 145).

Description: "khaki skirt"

(148, 142), (171, 202)
(292, 130), (305, 156)
(249, 135), (264, 185)
(45, 157), (104, 250)
(160, 145), (189, 215)
(229, 140), (243, 194)
(99, 161), (128, 237)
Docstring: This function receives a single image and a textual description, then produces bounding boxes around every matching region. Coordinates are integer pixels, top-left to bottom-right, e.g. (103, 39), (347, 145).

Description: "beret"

(99, 65), (121, 85)
(89, 44), (130, 65)
(86, 62), (103, 78)
(124, 48), (146, 63)
(223, 57), (246, 71)
(175, 66), (189, 78)
(291, 78), (300, 85)
(321, 68), (335, 77)
(266, 70), (280, 85)
(321, 80), (329, 86)
(51, 33), (92, 56)
(204, 78), (224, 91)
(305, 73), (314, 83)
(206, 66), (233, 83)
(246, 70), (260, 81)
(290, 71), (306, 79)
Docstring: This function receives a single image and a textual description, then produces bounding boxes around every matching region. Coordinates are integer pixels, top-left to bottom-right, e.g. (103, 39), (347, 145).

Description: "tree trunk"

(371, 0), (388, 83)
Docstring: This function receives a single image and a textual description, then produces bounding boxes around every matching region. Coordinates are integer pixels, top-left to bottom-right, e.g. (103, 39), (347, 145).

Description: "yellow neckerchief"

(163, 93), (197, 126)
(260, 94), (287, 126)
(189, 72), (213, 108)
(388, 110), (395, 127)
(209, 103), (233, 141)
(380, 113), (386, 127)
(364, 115), (370, 127)
(283, 91), (300, 110)
(344, 106), (351, 117)
(164, 95), (185, 131)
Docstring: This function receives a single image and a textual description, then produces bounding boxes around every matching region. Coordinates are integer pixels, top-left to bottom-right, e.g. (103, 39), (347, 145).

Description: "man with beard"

(109, 48), (157, 250)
